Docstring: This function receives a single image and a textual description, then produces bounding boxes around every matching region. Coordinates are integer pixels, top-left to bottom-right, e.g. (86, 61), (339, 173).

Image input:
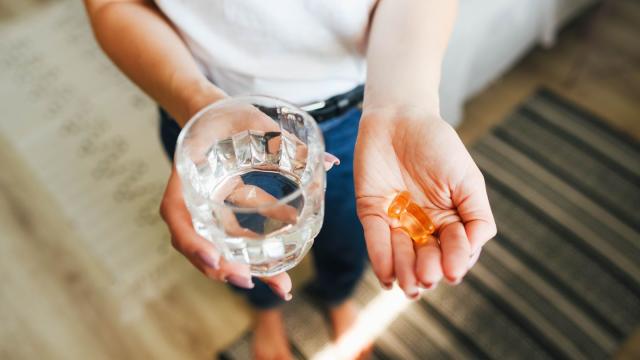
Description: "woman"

(84, 1), (496, 358)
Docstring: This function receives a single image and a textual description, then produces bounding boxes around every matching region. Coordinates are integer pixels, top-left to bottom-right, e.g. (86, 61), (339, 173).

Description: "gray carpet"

(220, 89), (640, 359)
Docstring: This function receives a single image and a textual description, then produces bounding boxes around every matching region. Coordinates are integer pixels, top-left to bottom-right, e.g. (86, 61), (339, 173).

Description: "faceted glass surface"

(175, 96), (325, 276)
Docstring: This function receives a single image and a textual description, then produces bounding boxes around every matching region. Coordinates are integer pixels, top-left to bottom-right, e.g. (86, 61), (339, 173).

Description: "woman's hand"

(160, 165), (296, 298)
(354, 109), (496, 298)
(159, 101), (291, 298)
(160, 100), (339, 300)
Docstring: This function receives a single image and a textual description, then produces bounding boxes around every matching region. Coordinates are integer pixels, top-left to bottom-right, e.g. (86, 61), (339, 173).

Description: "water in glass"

(176, 97), (325, 276)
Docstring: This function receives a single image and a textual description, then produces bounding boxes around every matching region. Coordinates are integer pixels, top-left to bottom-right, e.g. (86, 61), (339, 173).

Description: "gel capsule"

(387, 191), (435, 245)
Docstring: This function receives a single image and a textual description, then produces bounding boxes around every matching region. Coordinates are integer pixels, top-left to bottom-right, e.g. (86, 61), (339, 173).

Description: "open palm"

(354, 112), (496, 298)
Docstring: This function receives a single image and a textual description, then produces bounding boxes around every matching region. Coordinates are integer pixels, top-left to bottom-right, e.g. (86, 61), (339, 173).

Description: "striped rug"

(220, 89), (640, 359)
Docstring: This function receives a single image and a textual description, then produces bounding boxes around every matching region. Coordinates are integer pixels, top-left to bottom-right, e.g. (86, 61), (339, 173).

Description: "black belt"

(301, 84), (364, 123)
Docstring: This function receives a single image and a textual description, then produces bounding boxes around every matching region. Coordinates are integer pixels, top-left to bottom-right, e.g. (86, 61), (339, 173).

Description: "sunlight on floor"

(311, 285), (412, 360)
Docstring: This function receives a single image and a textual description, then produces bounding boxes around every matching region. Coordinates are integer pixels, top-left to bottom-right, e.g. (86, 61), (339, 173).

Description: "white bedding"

(441, 0), (596, 125)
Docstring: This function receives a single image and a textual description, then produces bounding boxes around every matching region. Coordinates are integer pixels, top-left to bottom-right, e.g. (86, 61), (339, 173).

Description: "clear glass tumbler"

(175, 96), (325, 276)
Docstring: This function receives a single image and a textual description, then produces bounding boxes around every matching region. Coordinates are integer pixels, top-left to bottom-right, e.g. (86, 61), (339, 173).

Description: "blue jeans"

(159, 107), (367, 308)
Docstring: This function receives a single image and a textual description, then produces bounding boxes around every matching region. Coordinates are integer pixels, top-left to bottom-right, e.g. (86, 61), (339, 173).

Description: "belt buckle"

(300, 100), (326, 113)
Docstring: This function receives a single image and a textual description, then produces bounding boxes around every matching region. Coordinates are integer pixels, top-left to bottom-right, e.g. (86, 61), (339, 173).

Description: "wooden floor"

(0, 1), (638, 359)
(458, 0), (640, 144)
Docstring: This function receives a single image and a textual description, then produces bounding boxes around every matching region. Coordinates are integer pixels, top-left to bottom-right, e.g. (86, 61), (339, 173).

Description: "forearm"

(84, 0), (225, 126)
(363, 0), (457, 118)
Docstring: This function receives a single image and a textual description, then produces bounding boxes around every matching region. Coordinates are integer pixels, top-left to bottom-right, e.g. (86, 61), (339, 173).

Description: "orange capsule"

(387, 191), (435, 245)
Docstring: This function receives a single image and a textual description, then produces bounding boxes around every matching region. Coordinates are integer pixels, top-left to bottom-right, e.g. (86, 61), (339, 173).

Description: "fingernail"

(406, 285), (420, 299)
(379, 281), (393, 290)
(446, 276), (462, 285)
(269, 283), (292, 301)
(420, 282), (434, 290)
(226, 274), (254, 289)
(197, 251), (219, 270)
(324, 152), (340, 166)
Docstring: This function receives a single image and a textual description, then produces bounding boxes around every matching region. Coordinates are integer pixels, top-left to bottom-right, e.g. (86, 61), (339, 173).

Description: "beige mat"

(0, 1), (189, 315)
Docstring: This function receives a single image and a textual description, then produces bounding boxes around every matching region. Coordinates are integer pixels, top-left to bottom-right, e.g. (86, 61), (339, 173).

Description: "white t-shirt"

(155, 0), (376, 104)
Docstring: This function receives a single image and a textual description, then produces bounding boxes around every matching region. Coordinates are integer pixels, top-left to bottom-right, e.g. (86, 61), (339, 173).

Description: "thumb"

(453, 170), (497, 253)
(260, 272), (293, 301)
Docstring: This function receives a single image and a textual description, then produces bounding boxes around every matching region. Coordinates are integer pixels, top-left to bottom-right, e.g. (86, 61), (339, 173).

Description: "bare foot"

(328, 300), (359, 340)
(328, 300), (372, 360)
(252, 309), (292, 360)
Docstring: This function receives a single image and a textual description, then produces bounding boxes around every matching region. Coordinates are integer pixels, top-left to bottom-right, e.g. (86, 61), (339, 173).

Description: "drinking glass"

(175, 96), (325, 276)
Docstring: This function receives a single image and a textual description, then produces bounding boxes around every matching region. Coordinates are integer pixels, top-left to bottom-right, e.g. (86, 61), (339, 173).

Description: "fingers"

(260, 272), (293, 301)
(161, 168), (255, 288)
(218, 259), (254, 288)
(439, 221), (471, 283)
(391, 229), (419, 299)
(218, 207), (260, 238)
(465, 219), (497, 254)
(163, 162), (297, 300)
(324, 152), (340, 170)
(213, 175), (298, 228)
(415, 236), (443, 288)
(161, 169), (219, 269)
(226, 184), (298, 224)
(361, 215), (394, 287)
(468, 248), (482, 269)
(192, 248), (222, 278)
(453, 171), (497, 253)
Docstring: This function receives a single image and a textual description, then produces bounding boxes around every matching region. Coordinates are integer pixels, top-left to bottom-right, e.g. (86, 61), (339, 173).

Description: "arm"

(84, 0), (295, 297)
(355, 0), (496, 297)
(363, 0), (457, 117)
(83, 0), (225, 125)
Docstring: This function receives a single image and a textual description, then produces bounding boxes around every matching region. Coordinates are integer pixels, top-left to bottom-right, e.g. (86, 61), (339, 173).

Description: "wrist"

(361, 103), (442, 126)
(361, 90), (440, 123)
(178, 79), (227, 127)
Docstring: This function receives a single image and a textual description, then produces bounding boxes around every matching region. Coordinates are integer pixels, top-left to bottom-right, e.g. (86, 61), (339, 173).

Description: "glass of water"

(175, 96), (325, 276)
